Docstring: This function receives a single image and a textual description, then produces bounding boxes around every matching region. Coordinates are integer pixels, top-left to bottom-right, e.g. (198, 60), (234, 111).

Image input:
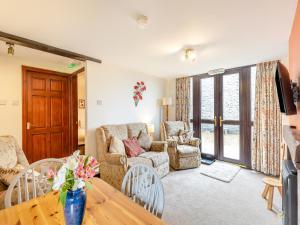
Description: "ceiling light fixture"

(6, 42), (14, 56)
(136, 15), (148, 29)
(184, 48), (196, 62)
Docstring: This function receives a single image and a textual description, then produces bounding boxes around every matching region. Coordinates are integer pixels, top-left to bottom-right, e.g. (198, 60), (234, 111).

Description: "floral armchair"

(161, 121), (201, 170)
(96, 123), (169, 190)
(0, 135), (29, 209)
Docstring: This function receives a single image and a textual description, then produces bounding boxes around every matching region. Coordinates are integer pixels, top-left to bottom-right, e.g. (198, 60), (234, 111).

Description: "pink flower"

(141, 81), (144, 85)
(89, 157), (98, 167)
(85, 166), (96, 178)
(75, 163), (86, 179)
(47, 168), (56, 179)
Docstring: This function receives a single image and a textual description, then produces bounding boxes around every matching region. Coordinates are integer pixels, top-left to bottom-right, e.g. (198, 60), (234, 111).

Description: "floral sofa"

(161, 121), (201, 170)
(96, 123), (169, 190)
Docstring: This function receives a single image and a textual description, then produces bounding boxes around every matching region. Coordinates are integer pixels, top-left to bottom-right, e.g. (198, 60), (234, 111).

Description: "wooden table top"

(0, 178), (167, 225)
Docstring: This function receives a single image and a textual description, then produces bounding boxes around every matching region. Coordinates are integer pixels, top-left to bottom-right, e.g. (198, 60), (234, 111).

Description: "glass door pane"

(200, 77), (215, 155)
(221, 73), (241, 161)
(201, 123), (215, 155)
(223, 125), (240, 160)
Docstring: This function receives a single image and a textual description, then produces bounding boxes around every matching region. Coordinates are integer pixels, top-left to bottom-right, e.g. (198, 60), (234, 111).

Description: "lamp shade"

(147, 123), (155, 133)
(162, 97), (172, 106)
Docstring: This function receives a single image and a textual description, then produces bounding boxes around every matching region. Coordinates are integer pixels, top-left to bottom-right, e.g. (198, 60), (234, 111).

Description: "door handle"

(26, 122), (30, 130)
(214, 116), (217, 127)
(219, 116), (224, 127)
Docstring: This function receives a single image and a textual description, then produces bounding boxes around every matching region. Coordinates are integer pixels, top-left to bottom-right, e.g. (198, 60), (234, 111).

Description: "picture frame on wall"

(79, 99), (85, 108)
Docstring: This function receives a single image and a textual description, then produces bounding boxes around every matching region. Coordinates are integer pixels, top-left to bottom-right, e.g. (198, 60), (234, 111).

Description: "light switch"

(97, 100), (102, 106)
(0, 100), (7, 106)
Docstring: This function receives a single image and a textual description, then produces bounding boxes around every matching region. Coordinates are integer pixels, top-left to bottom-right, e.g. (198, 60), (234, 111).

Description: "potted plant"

(48, 151), (98, 225)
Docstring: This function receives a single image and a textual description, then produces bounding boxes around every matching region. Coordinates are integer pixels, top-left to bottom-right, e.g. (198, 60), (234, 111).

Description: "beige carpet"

(162, 164), (282, 225)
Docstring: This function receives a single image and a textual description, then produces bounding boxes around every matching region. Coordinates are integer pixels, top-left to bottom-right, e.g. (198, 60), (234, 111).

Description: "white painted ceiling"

(0, 0), (297, 78)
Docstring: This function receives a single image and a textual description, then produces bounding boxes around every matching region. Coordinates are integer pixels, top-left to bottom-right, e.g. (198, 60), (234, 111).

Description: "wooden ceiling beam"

(0, 30), (102, 64)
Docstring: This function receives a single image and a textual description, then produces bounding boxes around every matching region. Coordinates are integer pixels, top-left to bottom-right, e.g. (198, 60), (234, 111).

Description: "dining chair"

(4, 158), (64, 208)
(121, 164), (165, 218)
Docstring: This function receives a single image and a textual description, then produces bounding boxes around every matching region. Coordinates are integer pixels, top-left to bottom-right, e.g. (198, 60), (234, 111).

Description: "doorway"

(22, 66), (84, 163)
(192, 65), (256, 167)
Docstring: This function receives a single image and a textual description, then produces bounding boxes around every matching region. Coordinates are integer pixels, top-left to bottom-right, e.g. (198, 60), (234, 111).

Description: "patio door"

(192, 66), (254, 167)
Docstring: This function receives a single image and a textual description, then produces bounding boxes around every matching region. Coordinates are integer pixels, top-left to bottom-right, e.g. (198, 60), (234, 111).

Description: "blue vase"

(64, 189), (86, 225)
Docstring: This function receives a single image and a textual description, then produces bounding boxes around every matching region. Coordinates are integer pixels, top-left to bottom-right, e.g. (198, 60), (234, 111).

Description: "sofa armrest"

(103, 153), (127, 166)
(166, 139), (178, 148)
(150, 141), (167, 152)
(189, 138), (200, 148)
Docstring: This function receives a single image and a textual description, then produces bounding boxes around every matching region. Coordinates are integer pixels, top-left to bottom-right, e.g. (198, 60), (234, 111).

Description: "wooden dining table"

(0, 178), (167, 225)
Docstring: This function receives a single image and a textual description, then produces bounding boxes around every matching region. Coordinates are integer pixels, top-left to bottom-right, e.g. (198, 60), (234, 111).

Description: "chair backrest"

(5, 158), (64, 208)
(161, 121), (188, 140)
(121, 164), (164, 218)
(96, 123), (148, 162)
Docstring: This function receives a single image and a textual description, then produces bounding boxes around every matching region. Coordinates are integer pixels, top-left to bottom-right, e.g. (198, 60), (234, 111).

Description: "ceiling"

(0, 0), (297, 78)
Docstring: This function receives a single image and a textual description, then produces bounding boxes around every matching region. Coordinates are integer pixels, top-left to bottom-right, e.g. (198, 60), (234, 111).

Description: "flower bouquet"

(48, 151), (98, 225)
(133, 81), (146, 106)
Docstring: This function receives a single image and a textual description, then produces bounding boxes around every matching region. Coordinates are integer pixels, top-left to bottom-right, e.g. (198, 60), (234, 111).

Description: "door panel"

(31, 133), (47, 162)
(220, 73), (241, 162)
(50, 132), (63, 158)
(200, 77), (216, 155)
(201, 123), (215, 155)
(223, 124), (240, 160)
(31, 96), (47, 128)
(222, 73), (239, 121)
(50, 97), (63, 127)
(23, 67), (70, 163)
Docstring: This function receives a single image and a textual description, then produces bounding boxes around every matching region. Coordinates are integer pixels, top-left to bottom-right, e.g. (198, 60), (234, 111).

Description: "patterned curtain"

(251, 61), (282, 176)
(176, 77), (191, 124)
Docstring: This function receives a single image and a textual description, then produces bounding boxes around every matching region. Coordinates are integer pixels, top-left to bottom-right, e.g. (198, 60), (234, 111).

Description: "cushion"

(0, 164), (25, 185)
(138, 131), (152, 151)
(0, 136), (18, 169)
(176, 145), (200, 158)
(139, 152), (169, 167)
(127, 123), (147, 138)
(123, 137), (144, 157)
(178, 129), (193, 144)
(165, 121), (185, 136)
(109, 137), (126, 155)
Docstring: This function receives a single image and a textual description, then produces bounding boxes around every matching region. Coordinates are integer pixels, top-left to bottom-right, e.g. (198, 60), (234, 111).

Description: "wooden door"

(23, 66), (71, 163)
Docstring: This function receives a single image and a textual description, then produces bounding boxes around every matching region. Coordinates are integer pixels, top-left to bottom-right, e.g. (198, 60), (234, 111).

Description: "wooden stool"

(262, 177), (282, 210)
(261, 143), (286, 210)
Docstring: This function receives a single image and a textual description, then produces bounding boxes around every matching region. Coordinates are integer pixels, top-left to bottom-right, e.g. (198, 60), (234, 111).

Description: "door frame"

(22, 66), (82, 160)
(192, 65), (253, 168)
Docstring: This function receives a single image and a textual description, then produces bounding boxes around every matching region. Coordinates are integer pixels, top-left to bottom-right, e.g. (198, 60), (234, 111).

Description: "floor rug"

(200, 161), (241, 183)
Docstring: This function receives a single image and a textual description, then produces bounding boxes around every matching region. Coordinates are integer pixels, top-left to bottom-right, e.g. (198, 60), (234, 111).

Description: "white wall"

(164, 79), (176, 121)
(86, 61), (166, 158)
(0, 53), (74, 147)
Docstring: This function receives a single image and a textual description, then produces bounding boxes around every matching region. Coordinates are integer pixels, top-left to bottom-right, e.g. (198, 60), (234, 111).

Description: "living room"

(0, 0), (299, 225)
